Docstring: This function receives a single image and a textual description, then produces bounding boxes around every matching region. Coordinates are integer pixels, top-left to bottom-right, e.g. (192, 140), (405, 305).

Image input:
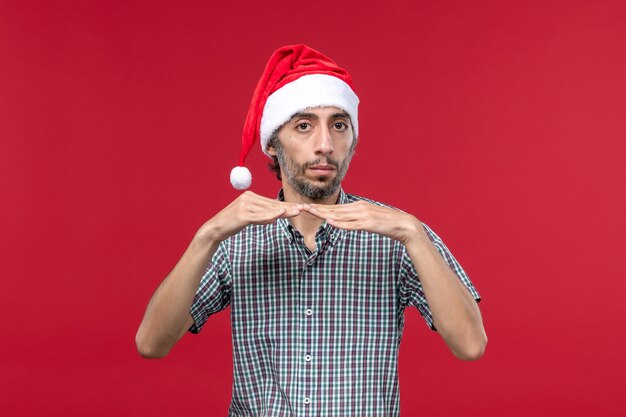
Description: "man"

(136, 44), (487, 416)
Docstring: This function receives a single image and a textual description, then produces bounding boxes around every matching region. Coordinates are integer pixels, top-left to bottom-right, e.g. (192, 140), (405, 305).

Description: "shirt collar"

(276, 188), (347, 246)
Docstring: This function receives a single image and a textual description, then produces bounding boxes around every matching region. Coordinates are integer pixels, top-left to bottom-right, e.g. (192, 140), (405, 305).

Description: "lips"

(307, 165), (336, 175)
(308, 165), (335, 171)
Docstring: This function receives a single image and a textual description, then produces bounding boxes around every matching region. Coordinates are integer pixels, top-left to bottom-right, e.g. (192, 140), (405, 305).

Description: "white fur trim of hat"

(259, 74), (359, 156)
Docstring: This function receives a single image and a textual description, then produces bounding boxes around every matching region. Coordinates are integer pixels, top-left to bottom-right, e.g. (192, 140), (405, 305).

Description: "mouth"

(307, 165), (336, 176)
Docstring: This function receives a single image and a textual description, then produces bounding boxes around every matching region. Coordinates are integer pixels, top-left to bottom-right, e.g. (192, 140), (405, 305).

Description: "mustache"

(303, 158), (340, 169)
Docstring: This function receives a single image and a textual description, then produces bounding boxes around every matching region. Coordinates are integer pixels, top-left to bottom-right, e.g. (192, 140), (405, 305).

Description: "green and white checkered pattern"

(190, 189), (480, 417)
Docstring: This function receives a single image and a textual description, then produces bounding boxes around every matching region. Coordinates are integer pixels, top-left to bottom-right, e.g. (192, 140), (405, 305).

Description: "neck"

(281, 183), (341, 239)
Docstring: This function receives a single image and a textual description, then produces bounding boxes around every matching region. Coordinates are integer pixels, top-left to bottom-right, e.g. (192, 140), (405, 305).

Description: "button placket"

(299, 252), (315, 412)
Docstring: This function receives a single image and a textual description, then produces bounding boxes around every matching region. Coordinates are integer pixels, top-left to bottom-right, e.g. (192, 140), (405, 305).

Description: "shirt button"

(304, 397), (311, 405)
(305, 308), (313, 316)
(304, 354), (312, 362)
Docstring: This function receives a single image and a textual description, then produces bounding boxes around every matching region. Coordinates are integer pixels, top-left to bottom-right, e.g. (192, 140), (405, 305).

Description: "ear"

(266, 144), (278, 157)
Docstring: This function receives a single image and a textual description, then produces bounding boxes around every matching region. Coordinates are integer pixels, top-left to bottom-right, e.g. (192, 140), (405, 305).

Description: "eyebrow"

(289, 111), (351, 122)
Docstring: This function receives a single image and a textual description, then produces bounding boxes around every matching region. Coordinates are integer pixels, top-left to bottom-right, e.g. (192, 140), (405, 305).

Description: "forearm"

(301, 201), (487, 359)
(135, 233), (220, 358)
(405, 227), (487, 360)
(135, 192), (303, 358)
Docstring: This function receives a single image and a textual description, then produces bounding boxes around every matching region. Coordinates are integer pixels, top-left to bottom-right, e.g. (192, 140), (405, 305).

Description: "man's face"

(268, 106), (356, 201)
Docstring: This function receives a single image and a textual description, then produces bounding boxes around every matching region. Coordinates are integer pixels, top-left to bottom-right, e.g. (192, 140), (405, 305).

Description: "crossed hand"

(200, 191), (423, 246)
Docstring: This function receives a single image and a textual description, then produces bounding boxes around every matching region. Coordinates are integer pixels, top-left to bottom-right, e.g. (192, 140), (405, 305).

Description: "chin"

(311, 171), (336, 181)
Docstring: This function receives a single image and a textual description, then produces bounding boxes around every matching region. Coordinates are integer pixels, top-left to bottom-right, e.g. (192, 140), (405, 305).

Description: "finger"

(266, 201), (304, 215)
(280, 206), (304, 218)
(249, 194), (303, 213)
(309, 201), (363, 210)
(301, 204), (331, 219)
(265, 205), (304, 221)
(244, 198), (299, 216)
(248, 208), (287, 224)
(304, 203), (336, 213)
(303, 206), (343, 223)
(306, 202), (364, 215)
(326, 218), (365, 231)
(239, 191), (288, 207)
(305, 204), (363, 222)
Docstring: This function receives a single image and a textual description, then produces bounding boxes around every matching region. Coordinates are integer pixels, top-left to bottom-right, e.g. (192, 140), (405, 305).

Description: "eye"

(333, 122), (348, 131)
(296, 122), (310, 131)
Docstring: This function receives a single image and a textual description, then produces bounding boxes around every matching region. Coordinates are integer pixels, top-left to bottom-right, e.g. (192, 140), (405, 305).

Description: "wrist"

(188, 231), (222, 262)
(194, 220), (223, 247)
(401, 216), (428, 247)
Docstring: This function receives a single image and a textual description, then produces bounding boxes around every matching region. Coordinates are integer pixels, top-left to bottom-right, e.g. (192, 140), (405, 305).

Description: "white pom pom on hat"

(230, 44), (359, 190)
(230, 166), (252, 190)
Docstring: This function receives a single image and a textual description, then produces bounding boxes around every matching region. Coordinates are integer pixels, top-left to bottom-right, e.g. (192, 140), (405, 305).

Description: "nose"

(314, 124), (334, 155)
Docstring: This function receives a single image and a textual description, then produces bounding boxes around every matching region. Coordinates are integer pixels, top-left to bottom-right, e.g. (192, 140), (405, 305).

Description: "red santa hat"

(230, 44), (360, 190)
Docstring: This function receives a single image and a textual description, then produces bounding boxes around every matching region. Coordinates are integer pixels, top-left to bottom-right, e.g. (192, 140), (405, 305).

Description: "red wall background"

(1, 0), (625, 415)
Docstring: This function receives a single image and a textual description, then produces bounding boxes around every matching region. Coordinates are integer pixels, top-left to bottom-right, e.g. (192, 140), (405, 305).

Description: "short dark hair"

(267, 132), (282, 180)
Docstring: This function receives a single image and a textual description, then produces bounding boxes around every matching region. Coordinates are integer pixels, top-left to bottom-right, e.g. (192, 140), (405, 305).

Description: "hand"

(302, 200), (426, 245)
(197, 191), (304, 242)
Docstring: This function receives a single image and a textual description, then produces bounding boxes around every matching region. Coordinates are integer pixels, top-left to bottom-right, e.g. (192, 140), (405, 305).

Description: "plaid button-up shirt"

(190, 189), (480, 417)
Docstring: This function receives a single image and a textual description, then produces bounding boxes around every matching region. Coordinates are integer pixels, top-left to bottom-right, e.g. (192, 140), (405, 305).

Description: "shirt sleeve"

(398, 223), (481, 330)
(188, 241), (232, 334)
